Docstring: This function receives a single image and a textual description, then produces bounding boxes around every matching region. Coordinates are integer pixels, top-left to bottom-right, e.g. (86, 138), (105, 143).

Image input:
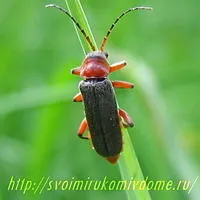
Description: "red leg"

(73, 92), (83, 102)
(78, 118), (90, 139)
(119, 108), (134, 127)
(119, 120), (128, 128)
(122, 121), (130, 128)
(112, 81), (134, 89)
(110, 61), (127, 73)
(71, 67), (81, 76)
(119, 115), (130, 128)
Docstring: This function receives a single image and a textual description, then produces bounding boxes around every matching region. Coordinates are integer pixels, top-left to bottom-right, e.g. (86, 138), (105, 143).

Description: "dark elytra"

(80, 78), (122, 157)
(46, 3), (152, 163)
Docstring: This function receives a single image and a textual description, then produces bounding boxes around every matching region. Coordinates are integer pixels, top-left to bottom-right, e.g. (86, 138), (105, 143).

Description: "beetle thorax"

(80, 51), (110, 78)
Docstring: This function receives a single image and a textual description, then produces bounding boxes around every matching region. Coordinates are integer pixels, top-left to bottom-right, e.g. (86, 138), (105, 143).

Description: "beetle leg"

(119, 108), (134, 127)
(112, 80), (134, 89)
(78, 118), (90, 139)
(119, 116), (128, 128)
(110, 61), (127, 73)
(73, 92), (83, 102)
(122, 121), (130, 128)
(71, 67), (81, 76)
(119, 120), (128, 128)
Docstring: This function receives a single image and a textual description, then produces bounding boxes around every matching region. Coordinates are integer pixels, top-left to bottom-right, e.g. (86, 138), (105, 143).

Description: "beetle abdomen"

(80, 78), (122, 157)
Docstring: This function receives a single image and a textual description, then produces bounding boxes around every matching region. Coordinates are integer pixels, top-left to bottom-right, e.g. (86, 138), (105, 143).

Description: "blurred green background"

(0, 0), (199, 200)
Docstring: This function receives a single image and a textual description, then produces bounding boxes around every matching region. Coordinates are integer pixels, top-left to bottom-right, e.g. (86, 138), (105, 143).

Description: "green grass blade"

(119, 129), (152, 200)
(65, 0), (97, 54)
(65, 1), (152, 199)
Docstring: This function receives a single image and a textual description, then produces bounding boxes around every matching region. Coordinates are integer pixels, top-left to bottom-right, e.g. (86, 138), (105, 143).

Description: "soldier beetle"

(46, 4), (152, 163)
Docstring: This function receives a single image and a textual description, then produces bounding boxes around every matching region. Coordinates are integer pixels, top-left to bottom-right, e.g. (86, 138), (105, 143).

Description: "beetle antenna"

(46, 4), (96, 51)
(100, 6), (153, 51)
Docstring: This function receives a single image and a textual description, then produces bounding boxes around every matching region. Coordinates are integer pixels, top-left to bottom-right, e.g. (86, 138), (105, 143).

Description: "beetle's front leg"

(109, 61), (127, 73)
(118, 108), (134, 127)
(71, 67), (81, 76)
(73, 92), (83, 102)
(78, 118), (90, 139)
(112, 80), (134, 89)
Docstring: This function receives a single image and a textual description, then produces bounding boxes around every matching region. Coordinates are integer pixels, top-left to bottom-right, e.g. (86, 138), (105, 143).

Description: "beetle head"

(80, 51), (110, 78)
(85, 51), (108, 60)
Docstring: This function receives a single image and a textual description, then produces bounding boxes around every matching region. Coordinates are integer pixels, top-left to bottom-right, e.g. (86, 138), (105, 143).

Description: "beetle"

(46, 4), (152, 163)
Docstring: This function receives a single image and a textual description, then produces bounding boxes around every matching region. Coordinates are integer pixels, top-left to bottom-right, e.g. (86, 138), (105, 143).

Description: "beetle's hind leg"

(73, 92), (83, 102)
(78, 118), (91, 139)
(118, 108), (134, 127)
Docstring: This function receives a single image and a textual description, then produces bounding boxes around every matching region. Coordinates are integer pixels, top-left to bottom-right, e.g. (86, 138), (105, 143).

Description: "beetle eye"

(104, 52), (108, 58)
